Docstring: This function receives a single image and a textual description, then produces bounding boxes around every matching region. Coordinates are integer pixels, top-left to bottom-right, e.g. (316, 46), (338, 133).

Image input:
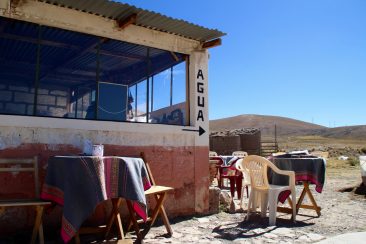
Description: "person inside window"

(85, 101), (96, 119)
(127, 92), (134, 120)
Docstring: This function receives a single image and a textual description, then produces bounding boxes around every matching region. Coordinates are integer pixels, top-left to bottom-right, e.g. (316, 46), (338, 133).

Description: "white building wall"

(0, 0), (210, 149)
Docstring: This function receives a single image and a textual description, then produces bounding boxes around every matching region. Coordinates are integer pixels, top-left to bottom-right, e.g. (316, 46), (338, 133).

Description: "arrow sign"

(182, 126), (206, 136)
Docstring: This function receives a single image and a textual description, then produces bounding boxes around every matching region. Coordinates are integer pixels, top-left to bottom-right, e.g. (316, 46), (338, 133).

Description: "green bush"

(347, 157), (359, 166)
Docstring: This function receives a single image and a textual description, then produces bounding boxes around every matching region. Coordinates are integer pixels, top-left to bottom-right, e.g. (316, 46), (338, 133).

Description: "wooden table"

(269, 157), (326, 216)
(41, 156), (151, 243)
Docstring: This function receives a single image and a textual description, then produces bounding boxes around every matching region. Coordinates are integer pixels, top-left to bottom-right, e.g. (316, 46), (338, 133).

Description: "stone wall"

(0, 83), (69, 117)
(210, 128), (261, 155)
(209, 135), (241, 155)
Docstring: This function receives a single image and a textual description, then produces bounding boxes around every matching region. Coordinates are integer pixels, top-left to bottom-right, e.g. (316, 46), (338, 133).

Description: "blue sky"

(121, 0), (366, 127)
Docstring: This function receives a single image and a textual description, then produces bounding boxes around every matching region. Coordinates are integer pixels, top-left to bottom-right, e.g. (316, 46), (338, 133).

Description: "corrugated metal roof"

(40, 0), (225, 42)
(0, 16), (186, 87)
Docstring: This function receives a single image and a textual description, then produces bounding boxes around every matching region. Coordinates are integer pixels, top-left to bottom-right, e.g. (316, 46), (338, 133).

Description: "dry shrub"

(347, 157), (359, 166)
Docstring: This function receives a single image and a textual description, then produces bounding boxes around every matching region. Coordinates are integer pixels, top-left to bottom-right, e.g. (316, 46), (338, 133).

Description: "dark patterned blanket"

(41, 156), (151, 243)
(269, 157), (326, 203)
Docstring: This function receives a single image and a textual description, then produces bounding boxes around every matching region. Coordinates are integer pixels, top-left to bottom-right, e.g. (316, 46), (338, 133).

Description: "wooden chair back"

(0, 156), (50, 244)
(0, 156), (40, 200)
(140, 152), (156, 186)
(129, 152), (173, 238)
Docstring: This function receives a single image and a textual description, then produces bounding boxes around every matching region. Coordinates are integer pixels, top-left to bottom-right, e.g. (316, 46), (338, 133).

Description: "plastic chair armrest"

(270, 167), (296, 186)
(270, 165), (294, 177)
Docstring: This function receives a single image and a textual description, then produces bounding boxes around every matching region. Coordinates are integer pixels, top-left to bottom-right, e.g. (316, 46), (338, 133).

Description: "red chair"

(211, 156), (243, 199)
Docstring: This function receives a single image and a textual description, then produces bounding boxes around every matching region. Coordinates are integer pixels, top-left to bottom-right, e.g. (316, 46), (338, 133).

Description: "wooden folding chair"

(127, 152), (174, 240)
(0, 156), (51, 244)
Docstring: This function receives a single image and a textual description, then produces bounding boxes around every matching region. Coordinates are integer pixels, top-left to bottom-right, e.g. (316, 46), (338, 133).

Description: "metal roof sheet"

(40, 0), (226, 42)
(0, 16), (185, 87)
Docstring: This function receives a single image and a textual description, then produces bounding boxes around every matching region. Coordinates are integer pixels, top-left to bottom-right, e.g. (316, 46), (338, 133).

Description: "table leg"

(31, 205), (44, 244)
(235, 175), (243, 200)
(296, 185), (307, 214)
(218, 168), (223, 188)
(126, 199), (143, 241)
(297, 182), (321, 216)
(229, 177), (235, 198)
(277, 182), (321, 217)
(105, 198), (124, 240)
(75, 233), (80, 244)
(38, 223), (44, 244)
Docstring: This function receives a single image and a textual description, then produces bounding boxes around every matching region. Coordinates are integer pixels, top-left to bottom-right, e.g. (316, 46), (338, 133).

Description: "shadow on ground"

(211, 213), (314, 241)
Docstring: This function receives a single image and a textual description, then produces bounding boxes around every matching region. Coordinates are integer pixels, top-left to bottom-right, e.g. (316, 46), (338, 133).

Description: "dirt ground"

(139, 166), (366, 243)
(2, 162), (364, 244)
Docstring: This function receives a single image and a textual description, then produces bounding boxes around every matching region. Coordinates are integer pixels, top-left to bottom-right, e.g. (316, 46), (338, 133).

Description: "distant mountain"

(210, 114), (366, 139)
(321, 125), (366, 139)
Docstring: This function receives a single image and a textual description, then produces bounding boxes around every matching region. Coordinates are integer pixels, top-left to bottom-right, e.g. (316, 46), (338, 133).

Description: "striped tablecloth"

(41, 156), (151, 243)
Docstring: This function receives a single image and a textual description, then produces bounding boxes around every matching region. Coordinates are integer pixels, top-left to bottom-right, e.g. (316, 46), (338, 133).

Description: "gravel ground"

(139, 167), (366, 244)
(3, 168), (363, 243)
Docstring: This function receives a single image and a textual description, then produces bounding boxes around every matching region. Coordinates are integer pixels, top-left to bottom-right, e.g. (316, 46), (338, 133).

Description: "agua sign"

(182, 68), (207, 136)
(196, 69), (205, 122)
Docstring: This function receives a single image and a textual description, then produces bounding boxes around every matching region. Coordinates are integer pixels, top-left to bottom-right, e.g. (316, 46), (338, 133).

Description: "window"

(136, 79), (147, 121)
(149, 62), (187, 125)
(0, 17), (188, 125)
(36, 25), (99, 118)
(0, 18), (38, 116)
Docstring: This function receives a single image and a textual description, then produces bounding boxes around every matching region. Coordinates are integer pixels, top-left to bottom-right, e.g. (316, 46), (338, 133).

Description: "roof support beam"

(170, 52), (179, 62)
(0, 32), (80, 50)
(38, 38), (103, 82)
(116, 13), (137, 30)
(98, 49), (144, 61)
(202, 38), (221, 49)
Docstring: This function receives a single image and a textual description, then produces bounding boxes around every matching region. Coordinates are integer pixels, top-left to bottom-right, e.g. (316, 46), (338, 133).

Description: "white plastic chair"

(232, 151), (248, 157)
(235, 158), (251, 209)
(241, 155), (296, 225)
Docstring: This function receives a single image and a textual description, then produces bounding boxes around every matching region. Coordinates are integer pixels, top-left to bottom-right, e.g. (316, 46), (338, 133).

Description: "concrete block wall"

(0, 83), (69, 117)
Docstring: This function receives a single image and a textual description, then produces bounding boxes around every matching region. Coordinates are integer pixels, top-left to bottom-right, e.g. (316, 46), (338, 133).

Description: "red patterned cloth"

(41, 156), (151, 243)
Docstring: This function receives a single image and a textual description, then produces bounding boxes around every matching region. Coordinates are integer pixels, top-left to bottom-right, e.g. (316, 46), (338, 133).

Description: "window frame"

(0, 17), (190, 126)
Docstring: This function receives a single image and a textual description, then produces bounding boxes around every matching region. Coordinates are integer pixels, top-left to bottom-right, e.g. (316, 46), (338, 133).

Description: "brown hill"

(321, 125), (366, 139)
(209, 114), (366, 139)
(209, 114), (326, 138)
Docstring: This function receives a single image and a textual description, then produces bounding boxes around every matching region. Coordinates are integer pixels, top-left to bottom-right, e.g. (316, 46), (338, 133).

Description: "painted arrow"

(182, 126), (206, 136)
